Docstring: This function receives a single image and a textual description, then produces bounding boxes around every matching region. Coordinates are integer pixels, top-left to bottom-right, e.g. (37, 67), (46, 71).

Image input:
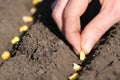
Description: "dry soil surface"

(0, 0), (120, 80)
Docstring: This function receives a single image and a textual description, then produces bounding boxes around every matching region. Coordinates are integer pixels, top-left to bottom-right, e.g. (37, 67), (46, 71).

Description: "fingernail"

(83, 40), (94, 54)
(73, 48), (80, 55)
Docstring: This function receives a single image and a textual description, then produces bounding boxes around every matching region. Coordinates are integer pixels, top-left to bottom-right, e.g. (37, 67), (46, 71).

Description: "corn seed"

(11, 36), (20, 44)
(1, 51), (11, 60)
(69, 73), (79, 80)
(19, 25), (28, 32)
(32, 0), (43, 6)
(30, 7), (36, 14)
(80, 50), (86, 61)
(22, 16), (33, 23)
(73, 63), (82, 72)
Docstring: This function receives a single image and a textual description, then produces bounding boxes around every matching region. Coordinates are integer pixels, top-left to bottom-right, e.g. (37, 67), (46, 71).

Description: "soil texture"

(0, 0), (120, 80)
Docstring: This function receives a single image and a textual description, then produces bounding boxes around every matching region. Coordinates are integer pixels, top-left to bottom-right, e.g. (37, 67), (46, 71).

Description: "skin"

(52, 0), (120, 55)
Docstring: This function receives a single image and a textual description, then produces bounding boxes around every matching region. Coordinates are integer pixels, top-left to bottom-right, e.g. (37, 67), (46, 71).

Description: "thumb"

(81, 8), (118, 54)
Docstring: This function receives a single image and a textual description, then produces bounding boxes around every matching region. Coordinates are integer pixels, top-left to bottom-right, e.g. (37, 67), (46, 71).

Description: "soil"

(0, 0), (120, 80)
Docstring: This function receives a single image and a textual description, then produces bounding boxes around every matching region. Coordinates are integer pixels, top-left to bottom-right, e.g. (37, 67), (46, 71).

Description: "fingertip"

(73, 48), (81, 55)
(68, 35), (81, 55)
(81, 39), (94, 54)
(64, 31), (81, 55)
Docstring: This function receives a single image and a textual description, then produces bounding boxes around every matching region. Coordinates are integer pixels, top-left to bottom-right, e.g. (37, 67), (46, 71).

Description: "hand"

(52, 0), (120, 55)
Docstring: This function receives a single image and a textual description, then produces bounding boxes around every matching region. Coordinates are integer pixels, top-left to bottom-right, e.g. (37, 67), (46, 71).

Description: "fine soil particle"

(0, 0), (120, 80)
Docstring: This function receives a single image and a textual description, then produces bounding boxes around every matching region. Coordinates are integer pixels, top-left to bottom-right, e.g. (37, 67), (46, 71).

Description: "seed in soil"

(11, 36), (20, 44)
(32, 0), (43, 6)
(19, 25), (28, 32)
(73, 63), (82, 72)
(68, 73), (79, 80)
(22, 16), (33, 23)
(80, 50), (86, 61)
(1, 51), (11, 60)
(30, 7), (37, 14)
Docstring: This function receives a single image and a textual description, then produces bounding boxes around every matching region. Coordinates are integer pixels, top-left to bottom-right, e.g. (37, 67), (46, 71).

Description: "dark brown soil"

(0, 0), (120, 80)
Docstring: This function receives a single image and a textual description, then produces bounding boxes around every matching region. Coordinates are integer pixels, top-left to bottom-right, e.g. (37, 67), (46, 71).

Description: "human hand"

(52, 0), (120, 55)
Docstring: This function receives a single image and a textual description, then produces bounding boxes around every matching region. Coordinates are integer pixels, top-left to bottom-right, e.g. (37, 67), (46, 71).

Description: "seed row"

(0, 0), (42, 60)
(69, 50), (87, 80)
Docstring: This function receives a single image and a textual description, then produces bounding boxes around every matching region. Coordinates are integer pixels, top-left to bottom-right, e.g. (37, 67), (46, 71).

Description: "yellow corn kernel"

(30, 7), (37, 14)
(19, 25), (28, 32)
(80, 50), (86, 61)
(32, 0), (43, 6)
(11, 36), (20, 44)
(1, 51), (11, 60)
(69, 73), (79, 80)
(73, 63), (82, 72)
(22, 16), (33, 23)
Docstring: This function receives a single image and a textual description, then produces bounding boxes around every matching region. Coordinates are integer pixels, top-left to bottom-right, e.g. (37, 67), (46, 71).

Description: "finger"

(63, 0), (89, 54)
(81, 6), (119, 54)
(52, 0), (68, 31)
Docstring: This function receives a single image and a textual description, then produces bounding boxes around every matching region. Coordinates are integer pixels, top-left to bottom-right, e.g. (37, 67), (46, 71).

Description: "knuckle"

(107, 1), (120, 20)
(63, 8), (78, 20)
(52, 10), (61, 21)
